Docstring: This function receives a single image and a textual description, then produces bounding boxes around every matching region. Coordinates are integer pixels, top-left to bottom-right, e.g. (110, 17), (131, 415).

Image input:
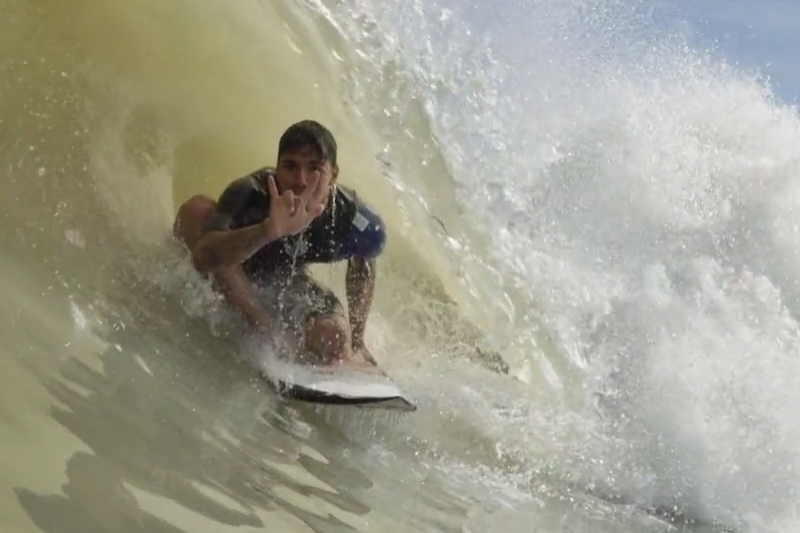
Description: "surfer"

(172, 120), (385, 367)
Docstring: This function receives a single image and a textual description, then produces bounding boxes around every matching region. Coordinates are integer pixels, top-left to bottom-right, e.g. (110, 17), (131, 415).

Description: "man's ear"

(331, 164), (339, 184)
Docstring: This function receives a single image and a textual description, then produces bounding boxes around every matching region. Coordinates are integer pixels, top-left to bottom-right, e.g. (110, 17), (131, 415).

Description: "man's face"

(275, 145), (337, 196)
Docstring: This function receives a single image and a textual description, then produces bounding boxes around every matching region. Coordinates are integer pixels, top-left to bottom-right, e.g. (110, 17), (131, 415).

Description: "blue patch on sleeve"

(335, 203), (386, 260)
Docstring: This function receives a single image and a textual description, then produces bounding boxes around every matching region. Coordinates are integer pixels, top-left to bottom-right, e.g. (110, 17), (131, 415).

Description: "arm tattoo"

(241, 232), (265, 250)
(203, 249), (221, 271)
(346, 257), (377, 346)
(193, 177), (270, 272)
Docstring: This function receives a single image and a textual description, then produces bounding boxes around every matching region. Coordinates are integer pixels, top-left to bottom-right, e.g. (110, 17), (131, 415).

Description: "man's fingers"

(267, 175), (279, 207)
(296, 173), (321, 209)
(305, 203), (324, 219)
(268, 172), (329, 237)
(313, 173), (331, 205)
(302, 172), (331, 206)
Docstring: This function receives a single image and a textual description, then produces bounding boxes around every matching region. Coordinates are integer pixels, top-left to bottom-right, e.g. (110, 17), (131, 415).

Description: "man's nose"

(298, 168), (317, 186)
(288, 167), (305, 186)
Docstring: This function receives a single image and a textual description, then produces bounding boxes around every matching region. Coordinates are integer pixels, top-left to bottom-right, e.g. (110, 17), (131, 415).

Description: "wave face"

(2, 0), (800, 531)
(314, 0), (800, 528)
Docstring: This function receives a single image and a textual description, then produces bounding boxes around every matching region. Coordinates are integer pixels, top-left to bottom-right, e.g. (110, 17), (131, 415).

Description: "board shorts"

(258, 269), (344, 347)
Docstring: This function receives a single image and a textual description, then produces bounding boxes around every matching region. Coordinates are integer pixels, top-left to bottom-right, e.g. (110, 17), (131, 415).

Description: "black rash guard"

(202, 167), (386, 282)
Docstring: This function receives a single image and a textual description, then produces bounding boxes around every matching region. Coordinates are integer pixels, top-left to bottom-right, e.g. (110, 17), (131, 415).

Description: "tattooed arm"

(185, 177), (279, 332)
(190, 172), (330, 334)
(192, 172), (330, 273)
(346, 257), (376, 350)
(191, 178), (279, 273)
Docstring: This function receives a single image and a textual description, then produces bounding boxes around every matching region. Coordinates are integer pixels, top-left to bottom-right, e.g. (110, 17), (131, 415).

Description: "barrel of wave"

(109, 0), (508, 375)
(170, 103), (507, 375)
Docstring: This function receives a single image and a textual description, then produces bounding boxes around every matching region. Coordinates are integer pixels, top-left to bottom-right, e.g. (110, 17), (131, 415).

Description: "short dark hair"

(278, 120), (337, 166)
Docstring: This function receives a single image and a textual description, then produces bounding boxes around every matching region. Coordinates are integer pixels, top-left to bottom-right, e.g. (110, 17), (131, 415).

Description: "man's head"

(275, 120), (338, 195)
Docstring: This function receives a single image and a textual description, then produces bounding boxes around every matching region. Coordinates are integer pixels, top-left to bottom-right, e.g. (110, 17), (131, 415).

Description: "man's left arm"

(346, 256), (377, 350)
(339, 200), (386, 358)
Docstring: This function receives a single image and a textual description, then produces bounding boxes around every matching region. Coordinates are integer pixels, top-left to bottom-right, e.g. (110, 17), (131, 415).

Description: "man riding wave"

(172, 120), (385, 366)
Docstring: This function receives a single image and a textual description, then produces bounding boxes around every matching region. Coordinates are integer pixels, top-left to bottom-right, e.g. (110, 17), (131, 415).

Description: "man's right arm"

(211, 265), (276, 331)
(191, 178), (281, 273)
(190, 177), (279, 332)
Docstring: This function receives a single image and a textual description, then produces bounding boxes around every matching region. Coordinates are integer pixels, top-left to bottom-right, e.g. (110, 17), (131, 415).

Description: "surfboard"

(260, 357), (417, 412)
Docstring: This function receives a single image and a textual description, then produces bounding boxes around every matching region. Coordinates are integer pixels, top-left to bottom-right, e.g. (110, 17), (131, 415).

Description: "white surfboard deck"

(260, 357), (416, 412)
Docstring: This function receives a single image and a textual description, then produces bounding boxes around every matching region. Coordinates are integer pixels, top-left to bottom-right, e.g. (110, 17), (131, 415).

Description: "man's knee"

(173, 195), (216, 248)
(305, 314), (350, 363)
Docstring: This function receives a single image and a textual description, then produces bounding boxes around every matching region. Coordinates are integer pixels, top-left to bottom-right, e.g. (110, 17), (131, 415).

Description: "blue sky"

(461, 0), (800, 107)
(658, 0), (800, 105)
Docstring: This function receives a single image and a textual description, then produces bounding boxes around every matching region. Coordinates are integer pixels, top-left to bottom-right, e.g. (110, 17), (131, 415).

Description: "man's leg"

(173, 194), (217, 251)
(305, 313), (353, 364)
(283, 273), (358, 365)
(174, 197), (359, 365)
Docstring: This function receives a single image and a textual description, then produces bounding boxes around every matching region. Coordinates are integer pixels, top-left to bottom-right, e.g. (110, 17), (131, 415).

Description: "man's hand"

(263, 173), (330, 239)
(193, 173), (330, 273)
